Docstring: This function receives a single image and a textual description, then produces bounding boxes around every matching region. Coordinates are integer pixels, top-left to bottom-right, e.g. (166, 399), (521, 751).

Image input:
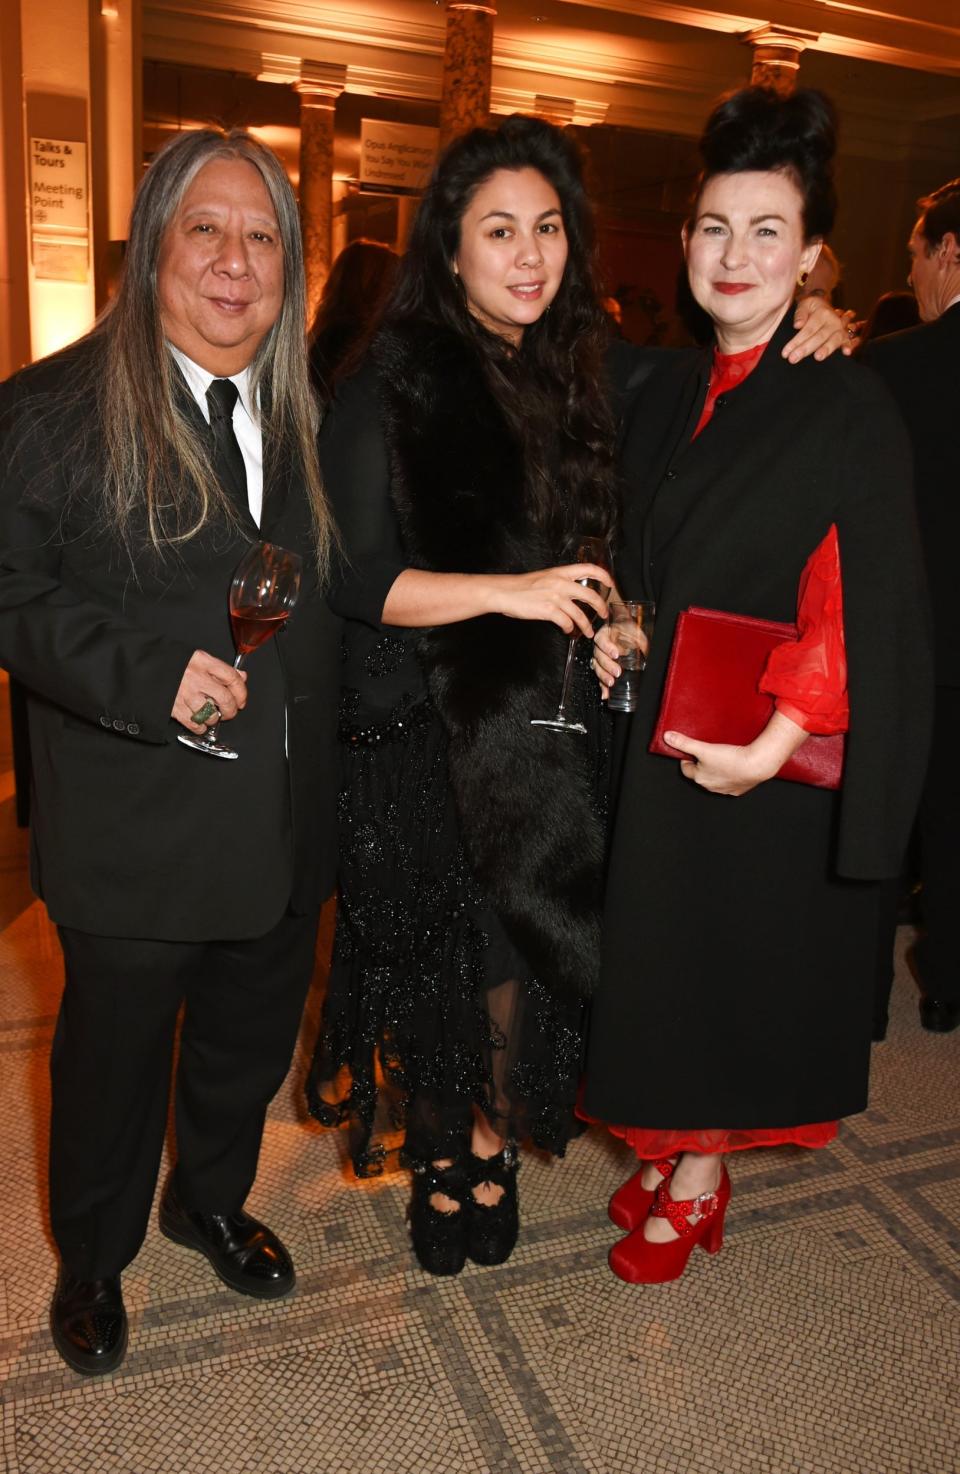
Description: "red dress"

(600, 342), (848, 1159)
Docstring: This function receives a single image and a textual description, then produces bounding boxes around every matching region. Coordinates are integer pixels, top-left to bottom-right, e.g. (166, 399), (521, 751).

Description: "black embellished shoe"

(159, 1178), (295, 1299)
(465, 1142), (520, 1267)
(50, 1268), (127, 1376)
(408, 1160), (469, 1277)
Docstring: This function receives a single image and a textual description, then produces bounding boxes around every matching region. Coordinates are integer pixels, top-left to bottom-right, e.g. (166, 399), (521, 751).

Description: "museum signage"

(29, 137), (90, 282)
(359, 120), (438, 193)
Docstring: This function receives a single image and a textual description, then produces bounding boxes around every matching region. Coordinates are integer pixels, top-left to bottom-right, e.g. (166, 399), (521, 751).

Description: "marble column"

(296, 77), (343, 322)
(743, 26), (814, 96)
(439, 2), (497, 151)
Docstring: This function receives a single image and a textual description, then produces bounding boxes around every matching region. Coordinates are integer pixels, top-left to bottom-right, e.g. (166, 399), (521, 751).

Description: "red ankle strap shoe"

(608, 1164), (730, 1285)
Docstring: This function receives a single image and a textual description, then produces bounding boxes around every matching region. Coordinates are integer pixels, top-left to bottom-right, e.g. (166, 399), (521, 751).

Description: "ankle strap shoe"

(465, 1142), (520, 1267)
(609, 1164), (731, 1285)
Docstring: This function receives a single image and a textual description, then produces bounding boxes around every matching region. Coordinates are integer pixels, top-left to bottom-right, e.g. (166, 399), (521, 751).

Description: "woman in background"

(308, 238), (399, 399)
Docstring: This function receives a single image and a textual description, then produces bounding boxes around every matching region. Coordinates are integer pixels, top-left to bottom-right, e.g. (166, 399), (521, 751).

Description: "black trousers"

(915, 684), (960, 1002)
(51, 910), (319, 1280)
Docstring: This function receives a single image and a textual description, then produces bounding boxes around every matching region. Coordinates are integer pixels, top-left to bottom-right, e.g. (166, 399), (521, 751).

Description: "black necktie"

(206, 377), (249, 517)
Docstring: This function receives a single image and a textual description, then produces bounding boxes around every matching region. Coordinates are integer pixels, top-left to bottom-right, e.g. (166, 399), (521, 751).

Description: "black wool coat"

(0, 335), (341, 940)
(369, 323), (607, 998)
(583, 313), (932, 1130)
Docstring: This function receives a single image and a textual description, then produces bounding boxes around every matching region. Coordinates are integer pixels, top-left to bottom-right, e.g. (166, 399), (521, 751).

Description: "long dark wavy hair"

(385, 114), (618, 549)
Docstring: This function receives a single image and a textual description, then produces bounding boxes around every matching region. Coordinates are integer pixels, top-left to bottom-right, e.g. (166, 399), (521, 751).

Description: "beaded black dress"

(307, 361), (607, 1176)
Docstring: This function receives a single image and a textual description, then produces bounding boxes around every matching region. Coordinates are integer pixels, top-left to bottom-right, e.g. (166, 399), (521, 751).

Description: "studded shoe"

(50, 1268), (128, 1376)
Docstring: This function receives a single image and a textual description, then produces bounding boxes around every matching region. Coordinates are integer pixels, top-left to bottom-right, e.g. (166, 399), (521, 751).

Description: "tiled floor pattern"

(0, 690), (958, 1473)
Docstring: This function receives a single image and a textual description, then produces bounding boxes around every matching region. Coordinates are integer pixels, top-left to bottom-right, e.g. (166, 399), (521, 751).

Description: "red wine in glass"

(230, 607), (290, 656)
(178, 541), (302, 761)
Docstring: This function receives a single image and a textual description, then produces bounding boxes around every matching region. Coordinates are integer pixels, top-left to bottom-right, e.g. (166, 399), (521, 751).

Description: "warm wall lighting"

(30, 286), (95, 361)
(101, 1), (118, 16)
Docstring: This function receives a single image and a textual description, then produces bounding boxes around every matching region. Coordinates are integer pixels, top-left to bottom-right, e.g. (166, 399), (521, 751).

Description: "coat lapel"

(259, 432), (293, 540)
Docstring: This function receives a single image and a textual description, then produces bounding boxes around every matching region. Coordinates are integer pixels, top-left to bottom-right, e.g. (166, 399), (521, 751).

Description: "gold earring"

(797, 269), (809, 288)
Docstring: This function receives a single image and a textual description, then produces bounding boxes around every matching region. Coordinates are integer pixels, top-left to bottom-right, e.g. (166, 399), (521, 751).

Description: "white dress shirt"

(167, 343), (263, 527)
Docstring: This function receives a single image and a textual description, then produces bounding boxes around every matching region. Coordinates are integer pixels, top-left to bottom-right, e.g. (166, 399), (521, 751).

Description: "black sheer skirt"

(307, 663), (605, 1177)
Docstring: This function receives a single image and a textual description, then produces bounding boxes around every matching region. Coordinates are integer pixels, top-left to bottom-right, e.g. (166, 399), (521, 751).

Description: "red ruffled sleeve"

(759, 523), (849, 735)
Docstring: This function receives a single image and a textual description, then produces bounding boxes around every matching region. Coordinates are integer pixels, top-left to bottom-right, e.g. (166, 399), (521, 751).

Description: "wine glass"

(530, 534), (611, 735)
(177, 541), (302, 760)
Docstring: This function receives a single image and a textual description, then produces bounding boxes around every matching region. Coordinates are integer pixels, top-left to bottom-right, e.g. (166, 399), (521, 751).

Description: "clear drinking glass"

(606, 598), (656, 714)
(530, 534), (611, 735)
(177, 541), (302, 761)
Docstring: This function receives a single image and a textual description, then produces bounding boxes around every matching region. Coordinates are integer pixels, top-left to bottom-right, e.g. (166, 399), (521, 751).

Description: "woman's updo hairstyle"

(695, 86), (838, 240)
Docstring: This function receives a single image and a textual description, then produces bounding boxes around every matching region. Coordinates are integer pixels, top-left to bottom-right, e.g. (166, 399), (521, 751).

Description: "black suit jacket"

(0, 335), (341, 940)
(861, 301), (960, 684)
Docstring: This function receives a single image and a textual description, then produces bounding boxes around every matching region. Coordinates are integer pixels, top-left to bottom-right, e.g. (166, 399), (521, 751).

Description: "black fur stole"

(372, 324), (605, 997)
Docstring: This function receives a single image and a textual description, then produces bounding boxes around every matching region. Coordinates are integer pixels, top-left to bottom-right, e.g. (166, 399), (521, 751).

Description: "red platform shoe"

(608, 1164), (730, 1285)
(607, 1159), (676, 1232)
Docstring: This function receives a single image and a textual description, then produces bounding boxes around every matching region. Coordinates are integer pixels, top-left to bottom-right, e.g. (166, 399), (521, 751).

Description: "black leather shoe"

(920, 996), (960, 1033)
(50, 1269), (127, 1376)
(159, 1180), (295, 1299)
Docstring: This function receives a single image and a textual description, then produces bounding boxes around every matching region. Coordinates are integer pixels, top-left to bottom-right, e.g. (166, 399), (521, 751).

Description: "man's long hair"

(385, 115), (618, 550)
(90, 127), (335, 573)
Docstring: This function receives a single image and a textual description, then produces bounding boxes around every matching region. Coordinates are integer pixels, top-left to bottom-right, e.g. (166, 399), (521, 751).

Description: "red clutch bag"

(649, 606), (844, 790)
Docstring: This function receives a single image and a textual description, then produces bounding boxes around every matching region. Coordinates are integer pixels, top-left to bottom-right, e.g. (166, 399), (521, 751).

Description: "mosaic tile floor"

(0, 683), (958, 1474)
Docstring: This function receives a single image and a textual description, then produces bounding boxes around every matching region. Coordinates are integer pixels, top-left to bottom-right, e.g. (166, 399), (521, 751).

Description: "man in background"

(864, 178), (960, 1034)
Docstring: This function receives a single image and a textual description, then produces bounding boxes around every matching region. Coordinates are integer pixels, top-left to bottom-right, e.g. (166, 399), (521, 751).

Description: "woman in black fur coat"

(307, 116), (620, 1275)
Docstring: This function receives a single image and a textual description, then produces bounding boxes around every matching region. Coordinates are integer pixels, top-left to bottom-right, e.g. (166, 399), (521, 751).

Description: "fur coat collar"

(372, 322), (606, 997)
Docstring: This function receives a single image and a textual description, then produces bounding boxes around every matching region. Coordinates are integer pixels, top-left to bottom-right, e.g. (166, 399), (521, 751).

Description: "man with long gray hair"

(0, 129), (341, 1374)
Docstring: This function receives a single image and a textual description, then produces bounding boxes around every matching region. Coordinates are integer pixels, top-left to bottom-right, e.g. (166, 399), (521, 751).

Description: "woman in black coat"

(585, 87), (932, 1283)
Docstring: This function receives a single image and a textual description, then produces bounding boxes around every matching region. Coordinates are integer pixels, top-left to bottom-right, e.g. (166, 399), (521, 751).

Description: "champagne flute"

(177, 541), (302, 760)
(530, 534), (611, 735)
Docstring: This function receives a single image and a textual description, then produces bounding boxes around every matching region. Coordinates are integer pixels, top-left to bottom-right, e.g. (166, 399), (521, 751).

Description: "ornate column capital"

(294, 60), (347, 107)
(742, 25), (819, 96)
(258, 54), (346, 104)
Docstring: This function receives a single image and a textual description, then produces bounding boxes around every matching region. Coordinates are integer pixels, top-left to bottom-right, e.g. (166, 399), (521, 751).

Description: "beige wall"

(0, 0), (140, 378)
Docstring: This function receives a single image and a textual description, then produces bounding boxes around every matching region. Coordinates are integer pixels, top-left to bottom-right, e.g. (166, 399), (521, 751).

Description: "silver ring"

(190, 698), (221, 725)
